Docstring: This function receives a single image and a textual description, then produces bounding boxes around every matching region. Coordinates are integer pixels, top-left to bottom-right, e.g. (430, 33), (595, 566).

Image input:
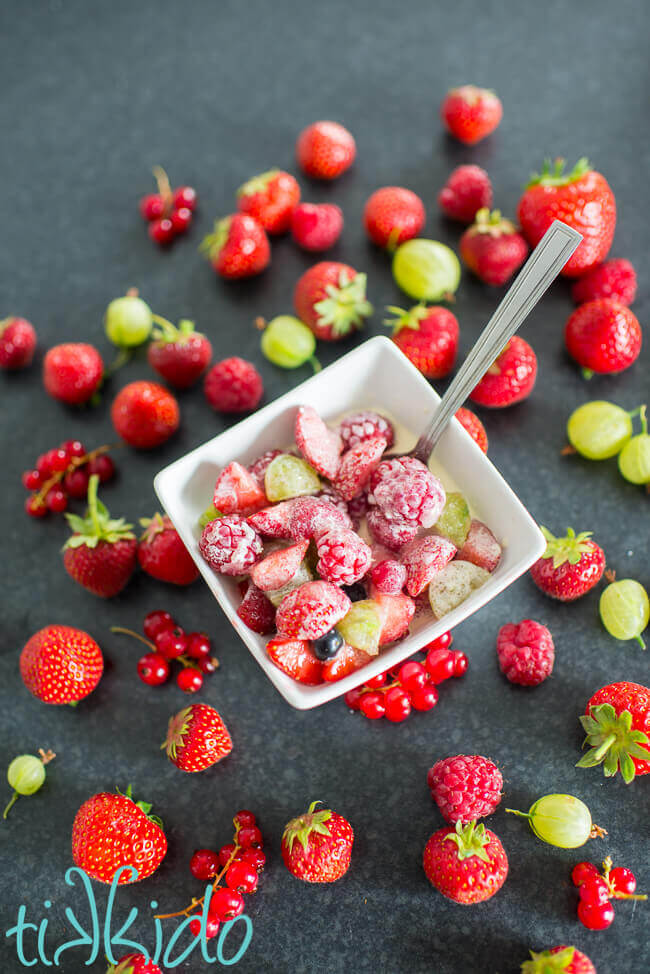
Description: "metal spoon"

(388, 219), (582, 464)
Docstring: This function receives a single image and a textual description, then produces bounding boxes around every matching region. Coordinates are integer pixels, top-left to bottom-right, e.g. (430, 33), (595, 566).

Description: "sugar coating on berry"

(236, 582), (276, 634)
(427, 754), (503, 824)
(335, 435), (387, 501)
(400, 535), (457, 597)
(289, 495), (352, 541)
(248, 449), (283, 486)
(457, 519), (502, 573)
(247, 500), (299, 538)
(213, 461), (266, 514)
(338, 411), (395, 451)
(315, 483), (351, 519)
(369, 559), (407, 595)
(294, 405), (343, 479)
(275, 581), (351, 640)
(366, 507), (417, 551)
(316, 528), (372, 586)
(368, 456), (427, 504)
(250, 539), (310, 592)
(199, 515), (263, 575)
(372, 467), (446, 528)
(496, 619), (555, 686)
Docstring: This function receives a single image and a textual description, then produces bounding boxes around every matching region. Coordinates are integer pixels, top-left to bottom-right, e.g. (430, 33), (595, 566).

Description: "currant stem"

(34, 444), (112, 505)
(154, 834), (242, 920)
(153, 166), (174, 213)
(589, 823), (607, 839)
(560, 445), (577, 456)
(2, 792), (19, 820)
(110, 627), (156, 651)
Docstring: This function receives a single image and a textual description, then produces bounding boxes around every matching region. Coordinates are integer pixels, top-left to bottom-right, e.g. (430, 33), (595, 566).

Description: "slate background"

(0, 1), (648, 972)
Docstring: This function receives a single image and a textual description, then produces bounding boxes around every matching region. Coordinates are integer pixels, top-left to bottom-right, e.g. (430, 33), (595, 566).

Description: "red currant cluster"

(22, 440), (114, 517)
(572, 856), (647, 930)
(111, 611), (219, 694)
(157, 810), (265, 938)
(344, 631), (467, 722)
(139, 166), (198, 246)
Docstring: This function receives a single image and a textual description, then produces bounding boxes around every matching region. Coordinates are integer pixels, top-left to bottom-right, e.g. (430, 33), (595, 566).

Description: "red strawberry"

(213, 462), (266, 515)
(72, 788), (167, 884)
(204, 357), (263, 413)
(321, 642), (372, 681)
(267, 637), (324, 685)
(111, 381), (179, 449)
(440, 86), (503, 144)
(282, 801), (354, 882)
(20, 624), (103, 704)
(296, 121), (356, 180)
(250, 540), (310, 591)
(571, 258), (637, 307)
(460, 209), (528, 286)
(276, 580), (351, 640)
(530, 527), (605, 602)
(295, 405), (343, 479)
(521, 946), (596, 974)
(577, 682), (650, 783)
(565, 299), (641, 376)
(200, 214), (270, 278)
(386, 304), (459, 379)
(438, 165), (493, 223)
(107, 954), (163, 974)
(237, 169), (300, 234)
(294, 262), (372, 341)
(371, 591), (416, 645)
(43, 343), (104, 405)
(455, 406), (488, 453)
(334, 435), (387, 501)
(147, 317), (212, 389)
(427, 755), (503, 824)
(363, 187), (425, 248)
(517, 158), (616, 277)
(0, 316), (37, 370)
(164, 703), (232, 772)
(63, 475), (137, 597)
(457, 519), (502, 572)
(247, 499), (297, 539)
(469, 336), (537, 407)
(400, 535), (457, 597)
(291, 203), (343, 252)
(237, 581), (276, 634)
(423, 820), (508, 903)
(137, 513), (199, 585)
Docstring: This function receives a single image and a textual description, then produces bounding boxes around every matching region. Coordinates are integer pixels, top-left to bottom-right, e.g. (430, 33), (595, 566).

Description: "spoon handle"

(411, 219), (583, 464)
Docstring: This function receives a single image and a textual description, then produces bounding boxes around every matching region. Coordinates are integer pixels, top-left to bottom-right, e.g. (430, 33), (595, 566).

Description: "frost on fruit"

(428, 561), (490, 618)
(435, 492), (471, 549)
(264, 454), (321, 502)
(337, 600), (383, 655)
(457, 520), (502, 573)
(265, 560), (314, 607)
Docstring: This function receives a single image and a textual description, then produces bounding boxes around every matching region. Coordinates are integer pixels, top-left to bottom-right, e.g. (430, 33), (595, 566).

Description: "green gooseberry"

(392, 239), (461, 302)
(260, 315), (320, 372)
(4, 751), (54, 820)
(506, 793), (600, 848)
(105, 294), (153, 347)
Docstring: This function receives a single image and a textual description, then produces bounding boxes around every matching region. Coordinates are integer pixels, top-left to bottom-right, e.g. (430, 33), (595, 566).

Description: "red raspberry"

(291, 203), (343, 252)
(316, 528), (372, 585)
(372, 467), (446, 528)
(43, 343), (104, 405)
(437, 165), (493, 223)
(496, 620), (555, 686)
(366, 508), (417, 552)
(296, 121), (356, 180)
(237, 581), (276, 634)
(338, 411), (395, 451)
(565, 299), (642, 376)
(455, 407), (488, 453)
(469, 336), (537, 407)
(346, 491), (369, 529)
(204, 357), (263, 413)
(248, 449), (283, 486)
(369, 559), (407, 595)
(199, 514), (263, 575)
(571, 258), (637, 307)
(368, 456), (425, 502)
(289, 496), (352, 541)
(400, 535), (457, 597)
(275, 581), (351, 640)
(427, 754), (503, 824)
(314, 483), (351, 519)
(334, 435), (388, 501)
(0, 316), (37, 370)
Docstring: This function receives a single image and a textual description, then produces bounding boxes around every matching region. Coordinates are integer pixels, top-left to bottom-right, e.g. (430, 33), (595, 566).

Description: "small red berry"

(63, 467), (90, 499)
(209, 887), (245, 922)
(204, 357), (263, 414)
(359, 691), (386, 719)
(171, 207), (193, 234)
(425, 648), (455, 684)
(0, 316), (37, 370)
(46, 487), (68, 513)
(344, 687), (364, 710)
(177, 667), (203, 693)
(87, 453), (115, 483)
(438, 165), (493, 223)
(143, 610), (176, 641)
(365, 673), (387, 690)
(237, 826), (262, 849)
(60, 439), (86, 458)
(204, 915), (221, 939)
(296, 121), (356, 180)
(410, 683), (439, 711)
(36, 453), (53, 477)
(240, 847), (266, 871)
(452, 651), (468, 677)
(137, 652), (170, 686)
(609, 866), (636, 895)
(156, 626), (188, 659)
(22, 470), (42, 490)
(384, 686), (412, 722)
(190, 848), (219, 881)
(291, 202), (343, 252)
(234, 810), (256, 830)
(218, 843), (238, 867)
(186, 632), (212, 659)
(149, 217), (175, 245)
(25, 495), (48, 518)
(49, 448), (70, 473)
(398, 660), (428, 693)
(140, 193), (165, 221)
(199, 656), (219, 675)
(226, 860), (258, 893)
(173, 186), (198, 211)
(578, 899), (615, 930)
(572, 861), (600, 887)
(579, 877), (610, 905)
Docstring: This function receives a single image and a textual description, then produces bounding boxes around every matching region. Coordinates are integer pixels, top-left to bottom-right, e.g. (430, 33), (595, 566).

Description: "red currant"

(46, 487), (68, 513)
(425, 648), (455, 684)
(171, 207), (193, 233)
(22, 469), (42, 490)
(186, 632), (212, 659)
(359, 692), (385, 719)
(237, 826), (262, 849)
(143, 610), (176, 641)
(149, 217), (175, 245)
(365, 673), (387, 689)
(189, 916), (201, 938)
(579, 877), (610, 906)
(199, 656), (219, 675)
(49, 448), (69, 473)
(205, 915), (221, 939)
(190, 849), (219, 881)
(36, 453), (53, 477)
(209, 887), (245, 922)
(63, 467), (90, 499)
(427, 631), (453, 652)
(452, 651), (468, 677)
(156, 626), (188, 659)
(384, 687), (412, 722)
(344, 687), (364, 710)
(173, 186), (197, 211)
(410, 683), (439, 711)
(240, 847), (266, 871)
(140, 193), (165, 221)
(609, 866), (637, 895)
(60, 439), (86, 458)
(398, 660), (427, 693)
(218, 843), (238, 868)
(87, 454), (115, 483)
(578, 899), (615, 930)
(226, 861), (258, 893)
(234, 810), (256, 830)
(25, 495), (48, 518)
(177, 668), (203, 693)
(572, 861), (600, 887)
(137, 652), (170, 686)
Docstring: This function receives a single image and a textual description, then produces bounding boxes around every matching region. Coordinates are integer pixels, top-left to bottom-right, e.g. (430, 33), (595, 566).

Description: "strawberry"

(577, 682), (650, 783)
(276, 580), (351, 640)
(147, 317), (212, 389)
(440, 86), (503, 144)
(72, 787), (167, 884)
(250, 540), (310, 591)
(517, 158), (616, 277)
(63, 475), (137, 597)
(204, 357), (263, 414)
(293, 262), (372, 341)
(20, 624), (103, 704)
(371, 591), (416, 645)
(0, 316), (37, 370)
(334, 435), (387, 501)
(363, 187), (426, 248)
(321, 642), (372, 681)
(521, 946), (596, 974)
(386, 304), (459, 379)
(289, 495), (352, 539)
(296, 121), (356, 180)
(571, 258), (637, 307)
(457, 519), (502, 572)
(107, 954), (163, 974)
(247, 499), (298, 539)
(291, 203), (343, 252)
(294, 405), (343, 479)
(564, 299), (642, 376)
(137, 513), (199, 585)
(237, 169), (300, 234)
(200, 214), (270, 279)
(111, 380), (179, 449)
(213, 461), (266, 515)
(455, 406), (488, 453)
(469, 336), (537, 408)
(438, 165), (492, 223)
(237, 581), (276, 634)
(530, 527), (605, 602)
(267, 637), (324, 685)
(282, 801), (354, 882)
(164, 703), (232, 773)
(43, 342), (104, 405)
(400, 535), (457, 597)
(423, 819), (508, 903)
(460, 209), (528, 286)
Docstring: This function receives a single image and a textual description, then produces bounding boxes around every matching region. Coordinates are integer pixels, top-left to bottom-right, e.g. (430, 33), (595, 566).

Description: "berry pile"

(572, 855), (647, 930)
(22, 440), (115, 517)
(139, 166), (198, 246)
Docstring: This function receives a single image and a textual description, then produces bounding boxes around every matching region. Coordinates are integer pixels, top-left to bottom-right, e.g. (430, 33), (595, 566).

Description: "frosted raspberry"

(367, 456), (426, 503)
(369, 559), (407, 595)
(276, 581), (351, 640)
(338, 411), (395, 450)
(400, 535), (457, 596)
(373, 468), (445, 528)
(366, 508), (417, 551)
(236, 581), (276, 634)
(334, 435), (387, 501)
(315, 483), (351, 519)
(199, 514), (263, 575)
(316, 528), (372, 586)
(289, 496), (352, 541)
(248, 449), (283, 486)
(427, 754), (503, 824)
(347, 490), (369, 528)
(496, 619), (555, 686)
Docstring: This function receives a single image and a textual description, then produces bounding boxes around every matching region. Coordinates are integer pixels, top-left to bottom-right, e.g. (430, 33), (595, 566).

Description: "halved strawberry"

(322, 642), (372, 682)
(334, 435), (387, 501)
(250, 540), (309, 591)
(457, 520), (501, 572)
(248, 500), (298, 538)
(294, 406), (343, 479)
(267, 637), (324, 685)
(289, 496), (351, 541)
(213, 462), (266, 515)
(370, 590), (416, 645)
(237, 581), (276, 634)
(400, 535), (457, 596)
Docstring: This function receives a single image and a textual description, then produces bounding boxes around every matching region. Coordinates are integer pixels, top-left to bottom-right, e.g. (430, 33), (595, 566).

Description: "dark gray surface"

(1, 1), (648, 971)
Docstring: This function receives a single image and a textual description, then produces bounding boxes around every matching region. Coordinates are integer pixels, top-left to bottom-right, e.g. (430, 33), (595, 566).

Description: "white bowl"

(154, 336), (545, 710)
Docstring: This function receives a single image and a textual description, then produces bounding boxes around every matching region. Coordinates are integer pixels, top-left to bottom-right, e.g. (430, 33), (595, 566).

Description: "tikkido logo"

(5, 866), (253, 968)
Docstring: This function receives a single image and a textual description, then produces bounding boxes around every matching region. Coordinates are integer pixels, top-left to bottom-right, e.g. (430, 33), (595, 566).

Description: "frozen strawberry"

(438, 165), (493, 223)
(213, 462), (266, 515)
(289, 496), (352, 541)
(322, 642), (372, 682)
(334, 435), (387, 501)
(369, 559), (407, 595)
(338, 411), (395, 451)
(316, 528), (372, 586)
(267, 637), (324, 685)
(250, 540), (310, 592)
(314, 483), (351, 519)
(372, 466), (446, 528)
(276, 581), (351, 640)
(371, 591), (416, 645)
(457, 519), (502, 572)
(400, 536), (457, 597)
(469, 336), (537, 408)
(571, 258), (637, 307)
(366, 508), (417, 551)
(248, 449), (283, 486)
(294, 406), (343, 479)
(237, 581), (276, 634)
(199, 515), (263, 575)
(247, 500), (298, 539)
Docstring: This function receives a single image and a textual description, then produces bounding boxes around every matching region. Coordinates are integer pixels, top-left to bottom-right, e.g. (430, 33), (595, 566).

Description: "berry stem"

(110, 626), (156, 651)
(2, 792), (19, 819)
(504, 808), (531, 819)
(150, 313), (179, 340)
(591, 733), (618, 762)
(153, 166), (174, 214)
(155, 831), (242, 920)
(589, 824), (608, 840)
(104, 347), (132, 377)
(33, 444), (112, 506)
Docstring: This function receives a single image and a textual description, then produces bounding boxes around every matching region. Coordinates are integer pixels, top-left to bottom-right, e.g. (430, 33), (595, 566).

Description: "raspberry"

(237, 581), (276, 634)
(457, 520), (502, 573)
(427, 754), (503, 824)
(294, 405), (342, 479)
(347, 490), (369, 528)
(204, 357), (263, 414)
(275, 581), (351, 640)
(366, 508), (417, 551)
(571, 258), (637, 307)
(334, 435), (387, 501)
(289, 496), (352, 541)
(372, 468), (446, 528)
(316, 528), (372, 586)
(369, 559), (407, 595)
(338, 411), (395, 451)
(400, 535), (457, 597)
(248, 449), (282, 486)
(437, 165), (493, 223)
(367, 456), (425, 503)
(291, 203), (343, 252)
(496, 619), (555, 686)
(199, 514), (263, 575)
(315, 483), (351, 519)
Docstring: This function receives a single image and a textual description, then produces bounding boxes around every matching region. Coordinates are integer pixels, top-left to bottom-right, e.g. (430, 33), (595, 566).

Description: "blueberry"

(311, 628), (344, 660)
(343, 582), (366, 602)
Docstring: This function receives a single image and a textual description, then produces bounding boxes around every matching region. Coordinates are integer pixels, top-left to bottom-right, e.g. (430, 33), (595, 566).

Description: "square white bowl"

(154, 336), (545, 710)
